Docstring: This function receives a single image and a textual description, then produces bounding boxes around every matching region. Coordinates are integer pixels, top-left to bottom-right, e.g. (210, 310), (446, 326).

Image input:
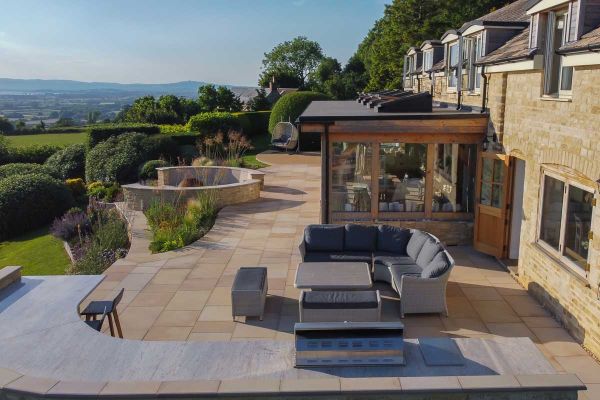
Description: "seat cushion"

(374, 252), (417, 268)
(303, 252), (372, 264)
(415, 238), (443, 268)
(421, 251), (451, 278)
(406, 230), (430, 259)
(304, 224), (344, 252)
(344, 224), (377, 252)
(376, 225), (411, 254)
(232, 267), (267, 291)
(302, 290), (378, 309)
(389, 264), (423, 279)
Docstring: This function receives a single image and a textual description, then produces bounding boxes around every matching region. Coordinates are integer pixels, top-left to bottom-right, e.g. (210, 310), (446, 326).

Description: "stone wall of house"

(499, 67), (600, 358)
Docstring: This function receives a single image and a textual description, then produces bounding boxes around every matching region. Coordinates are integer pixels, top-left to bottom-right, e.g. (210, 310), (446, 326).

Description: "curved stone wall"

(122, 166), (265, 211)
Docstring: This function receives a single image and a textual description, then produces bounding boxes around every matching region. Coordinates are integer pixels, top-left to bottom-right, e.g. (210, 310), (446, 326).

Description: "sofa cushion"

(376, 225), (411, 254)
(421, 251), (451, 278)
(344, 224), (377, 252)
(304, 224), (344, 252)
(416, 238), (443, 268)
(303, 252), (372, 264)
(374, 252), (417, 268)
(406, 230), (430, 259)
(302, 290), (379, 309)
(390, 264), (423, 281)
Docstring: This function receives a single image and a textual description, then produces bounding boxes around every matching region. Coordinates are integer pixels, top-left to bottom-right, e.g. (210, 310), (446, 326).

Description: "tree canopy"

(116, 95), (200, 124)
(259, 36), (324, 88)
(198, 84), (243, 112)
(0, 117), (14, 134)
(245, 88), (271, 111)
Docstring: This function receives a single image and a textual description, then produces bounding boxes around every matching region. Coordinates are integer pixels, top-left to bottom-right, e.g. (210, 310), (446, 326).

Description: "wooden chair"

(80, 288), (124, 338)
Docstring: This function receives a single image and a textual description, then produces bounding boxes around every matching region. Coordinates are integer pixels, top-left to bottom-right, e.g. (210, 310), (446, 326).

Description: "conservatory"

(297, 93), (489, 245)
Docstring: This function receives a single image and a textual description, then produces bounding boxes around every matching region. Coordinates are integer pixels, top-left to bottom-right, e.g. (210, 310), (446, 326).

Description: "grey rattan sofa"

(299, 224), (454, 317)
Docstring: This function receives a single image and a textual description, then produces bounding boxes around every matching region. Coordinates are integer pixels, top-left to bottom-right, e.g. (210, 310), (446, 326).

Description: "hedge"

(87, 123), (160, 148)
(5, 126), (86, 136)
(0, 163), (59, 180)
(234, 111), (271, 139)
(140, 159), (171, 180)
(1, 144), (62, 164)
(268, 91), (330, 134)
(0, 173), (74, 240)
(185, 112), (241, 140)
(0, 135), (9, 164)
(44, 144), (86, 179)
(85, 133), (176, 183)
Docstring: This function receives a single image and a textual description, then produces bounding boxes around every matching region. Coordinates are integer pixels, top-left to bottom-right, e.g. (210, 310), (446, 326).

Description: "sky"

(0, 0), (386, 87)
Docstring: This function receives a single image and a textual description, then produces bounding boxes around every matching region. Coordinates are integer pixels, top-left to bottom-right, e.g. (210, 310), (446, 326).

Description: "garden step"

(0, 266), (21, 292)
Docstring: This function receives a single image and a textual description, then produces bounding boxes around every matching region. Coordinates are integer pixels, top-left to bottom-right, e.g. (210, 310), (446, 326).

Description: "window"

(404, 55), (413, 88)
(480, 157), (504, 208)
(447, 43), (459, 89)
(379, 143), (427, 212)
(538, 172), (595, 274)
(331, 142), (372, 212)
(432, 144), (477, 212)
(423, 50), (433, 72)
(543, 9), (574, 96)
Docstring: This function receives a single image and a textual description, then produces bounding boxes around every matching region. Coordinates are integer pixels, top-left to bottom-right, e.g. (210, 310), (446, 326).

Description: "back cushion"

(304, 224), (344, 252)
(376, 225), (411, 254)
(344, 224), (377, 252)
(421, 251), (451, 278)
(416, 238), (442, 268)
(406, 230), (429, 259)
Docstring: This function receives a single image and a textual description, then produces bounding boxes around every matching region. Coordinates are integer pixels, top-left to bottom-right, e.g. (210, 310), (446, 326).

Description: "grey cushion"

(344, 224), (377, 252)
(374, 252), (417, 268)
(390, 264), (423, 278)
(416, 238), (442, 268)
(376, 225), (411, 254)
(304, 224), (344, 252)
(406, 230), (430, 259)
(303, 252), (372, 264)
(421, 251), (451, 278)
(302, 290), (379, 309)
(232, 267), (267, 291)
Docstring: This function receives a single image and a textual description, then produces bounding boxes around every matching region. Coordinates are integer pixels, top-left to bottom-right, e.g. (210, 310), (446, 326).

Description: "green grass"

(241, 131), (270, 169)
(6, 132), (87, 147)
(0, 227), (71, 275)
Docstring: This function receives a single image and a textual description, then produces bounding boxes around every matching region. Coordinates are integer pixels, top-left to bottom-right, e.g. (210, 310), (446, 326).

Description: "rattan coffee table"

(294, 262), (372, 290)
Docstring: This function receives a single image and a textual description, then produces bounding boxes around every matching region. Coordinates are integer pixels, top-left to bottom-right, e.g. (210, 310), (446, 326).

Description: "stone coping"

(0, 368), (586, 398)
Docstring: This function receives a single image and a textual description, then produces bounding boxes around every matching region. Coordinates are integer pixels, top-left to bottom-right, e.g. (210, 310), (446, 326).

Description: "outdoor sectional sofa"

(299, 224), (454, 317)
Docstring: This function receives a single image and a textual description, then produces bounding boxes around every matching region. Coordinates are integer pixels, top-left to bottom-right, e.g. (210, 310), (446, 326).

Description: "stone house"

(403, 0), (600, 358)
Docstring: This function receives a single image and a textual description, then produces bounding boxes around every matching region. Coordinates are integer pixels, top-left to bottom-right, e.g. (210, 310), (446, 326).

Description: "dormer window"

(542, 9), (574, 96)
(465, 33), (484, 92)
(423, 50), (433, 72)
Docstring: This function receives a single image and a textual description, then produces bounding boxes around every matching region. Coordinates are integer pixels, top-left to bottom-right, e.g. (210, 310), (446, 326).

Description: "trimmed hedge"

(2, 144), (62, 164)
(44, 144), (86, 179)
(0, 163), (59, 180)
(0, 135), (9, 165)
(0, 173), (74, 240)
(185, 112), (241, 140)
(140, 159), (171, 180)
(234, 111), (271, 138)
(5, 126), (86, 136)
(168, 132), (202, 147)
(85, 133), (177, 183)
(87, 123), (160, 148)
(268, 91), (330, 134)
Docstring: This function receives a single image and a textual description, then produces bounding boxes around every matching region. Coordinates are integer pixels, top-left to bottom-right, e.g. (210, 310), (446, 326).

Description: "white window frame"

(447, 42), (459, 90)
(543, 8), (574, 98)
(536, 169), (595, 278)
(423, 50), (433, 73)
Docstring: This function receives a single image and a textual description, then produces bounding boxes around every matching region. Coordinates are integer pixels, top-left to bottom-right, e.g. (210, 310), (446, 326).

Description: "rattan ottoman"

(231, 267), (268, 320)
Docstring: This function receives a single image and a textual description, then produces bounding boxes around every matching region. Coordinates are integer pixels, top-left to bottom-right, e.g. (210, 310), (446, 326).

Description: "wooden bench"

(0, 266), (22, 292)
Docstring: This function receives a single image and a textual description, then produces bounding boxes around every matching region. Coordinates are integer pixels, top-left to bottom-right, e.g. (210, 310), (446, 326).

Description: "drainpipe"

(456, 36), (464, 110)
(480, 65), (488, 113)
(429, 71), (434, 94)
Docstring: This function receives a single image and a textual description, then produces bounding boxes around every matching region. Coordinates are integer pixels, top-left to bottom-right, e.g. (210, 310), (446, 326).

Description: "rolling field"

(6, 132), (87, 147)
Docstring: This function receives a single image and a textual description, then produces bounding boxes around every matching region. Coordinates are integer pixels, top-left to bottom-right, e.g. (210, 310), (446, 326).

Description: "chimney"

(269, 76), (278, 91)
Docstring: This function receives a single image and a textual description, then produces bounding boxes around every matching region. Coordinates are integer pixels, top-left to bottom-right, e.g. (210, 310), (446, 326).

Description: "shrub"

(159, 124), (188, 134)
(65, 178), (87, 197)
(50, 210), (91, 241)
(85, 133), (149, 183)
(233, 111), (271, 138)
(185, 112), (241, 140)
(44, 144), (86, 179)
(3, 144), (62, 164)
(177, 145), (198, 164)
(0, 135), (9, 164)
(87, 181), (120, 202)
(142, 134), (178, 162)
(167, 132), (202, 147)
(140, 159), (170, 180)
(87, 123), (160, 148)
(0, 173), (74, 240)
(0, 163), (59, 180)
(268, 91), (330, 133)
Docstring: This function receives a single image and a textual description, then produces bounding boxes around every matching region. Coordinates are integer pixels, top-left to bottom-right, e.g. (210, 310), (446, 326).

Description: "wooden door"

(474, 152), (513, 257)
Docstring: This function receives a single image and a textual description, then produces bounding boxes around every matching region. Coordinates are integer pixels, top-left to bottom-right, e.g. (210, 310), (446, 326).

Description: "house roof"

(429, 59), (446, 72)
(477, 28), (536, 65)
(558, 25), (600, 53)
(420, 40), (442, 48)
(459, 0), (536, 32)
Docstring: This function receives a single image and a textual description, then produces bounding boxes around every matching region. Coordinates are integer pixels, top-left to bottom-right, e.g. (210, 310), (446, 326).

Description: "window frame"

(423, 50), (433, 73)
(543, 8), (574, 98)
(536, 169), (595, 278)
(447, 42), (459, 90)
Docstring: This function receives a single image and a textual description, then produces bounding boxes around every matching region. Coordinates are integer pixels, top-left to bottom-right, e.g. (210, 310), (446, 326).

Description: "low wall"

(122, 166), (264, 211)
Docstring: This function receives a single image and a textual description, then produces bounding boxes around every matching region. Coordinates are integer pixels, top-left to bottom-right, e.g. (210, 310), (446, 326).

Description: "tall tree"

(0, 117), (14, 134)
(245, 88), (271, 111)
(259, 36), (324, 88)
(198, 84), (242, 112)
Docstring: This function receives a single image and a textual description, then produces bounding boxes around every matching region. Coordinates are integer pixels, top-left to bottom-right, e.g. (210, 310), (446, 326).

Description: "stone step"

(0, 266), (21, 292)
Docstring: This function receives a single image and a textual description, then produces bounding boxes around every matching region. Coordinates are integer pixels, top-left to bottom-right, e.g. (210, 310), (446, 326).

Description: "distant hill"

(0, 78), (257, 99)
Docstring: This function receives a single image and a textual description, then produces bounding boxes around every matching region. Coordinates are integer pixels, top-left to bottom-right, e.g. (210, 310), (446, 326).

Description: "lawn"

(0, 227), (71, 275)
(6, 132), (87, 147)
(242, 131), (270, 169)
